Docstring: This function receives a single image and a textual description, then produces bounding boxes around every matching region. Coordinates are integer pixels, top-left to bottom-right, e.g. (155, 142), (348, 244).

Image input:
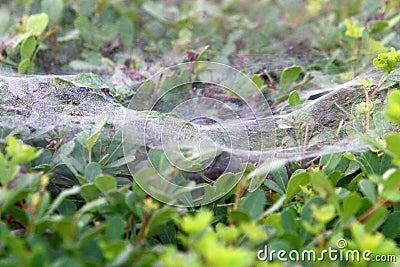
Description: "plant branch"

(357, 197), (387, 222)
(369, 76), (387, 99)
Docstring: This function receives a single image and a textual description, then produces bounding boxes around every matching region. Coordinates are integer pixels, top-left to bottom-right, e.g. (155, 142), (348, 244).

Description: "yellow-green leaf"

(20, 35), (38, 60)
(26, 13), (49, 36)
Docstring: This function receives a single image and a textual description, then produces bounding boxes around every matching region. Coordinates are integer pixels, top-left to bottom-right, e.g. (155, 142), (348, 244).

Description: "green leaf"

(95, 175), (117, 192)
(42, 186), (80, 218)
(77, 198), (107, 217)
(26, 13), (49, 36)
(18, 58), (35, 74)
(84, 162), (103, 183)
(373, 112), (392, 136)
(382, 212), (400, 238)
(344, 19), (364, 39)
(28, 245), (46, 267)
(6, 136), (41, 164)
(6, 206), (28, 227)
(248, 159), (287, 192)
(74, 16), (93, 45)
(125, 192), (144, 220)
(118, 18), (134, 50)
(311, 203), (335, 224)
(196, 45), (210, 61)
(382, 170), (400, 201)
(57, 199), (77, 215)
(41, 0), (63, 25)
(279, 66), (302, 94)
(285, 172), (309, 203)
(251, 75), (264, 88)
(300, 196), (327, 244)
(385, 133), (400, 159)
(148, 208), (177, 236)
(105, 215), (126, 240)
(368, 20), (389, 33)
(362, 38), (388, 55)
(105, 155), (136, 168)
(31, 149), (52, 169)
(359, 179), (377, 203)
(20, 35), (38, 60)
(158, 224), (177, 245)
(341, 192), (362, 222)
(387, 68), (400, 82)
(228, 210), (251, 223)
(288, 90), (300, 107)
(80, 184), (101, 202)
(180, 209), (213, 235)
(378, 154), (395, 174)
(86, 131), (101, 152)
(212, 173), (237, 200)
(148, 148), (174, 175)
(269, 163), (289, 192)
(239, 190), (266, 220)
(51, 140), (75, 166)
(353, 151), (381, 176)
(86, 113), (109, 153)
(384, 90), (400, 125)
(364, 206), (388, 232)
(262, 161), (289, 195)
(92, 112), (110, 134)
(280, 207), (299, 234)
(320, 153), (349, 176)
(373, 47), (400, 74)
(70, 73), (114, 90)
(309, 170), (340, 212)
(262, 194), (286, 218)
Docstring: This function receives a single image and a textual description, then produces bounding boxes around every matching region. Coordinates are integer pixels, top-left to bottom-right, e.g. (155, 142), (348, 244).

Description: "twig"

(369, 76), (387, 99)
(357, 197), (387, 222)
(0, 57), (18, 67)
(305, 156), (320, 168)
(233, 179), (246, 210)
(134, 212), (151, 245)
(26, 175), (49, 239)
(292, 74), (314, 92)
(300, 123), (310, 168)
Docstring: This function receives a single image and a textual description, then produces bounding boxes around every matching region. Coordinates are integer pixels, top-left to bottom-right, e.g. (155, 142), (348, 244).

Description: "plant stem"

(364, 87), (370, 104)
(263, 69), (276, 89)
(292, 74), (314, 91)
(0, 57), (17, 67)
(26, 175), (48, 239)
(301, 124), (310, 168)
(357, 197), (387, 222)
(305, 156), (320, 168)
(365, 111), (370, 132)
(126, 214), (135, 240)
(135, 212), (151, 245)
(233, 179), (246, 210)
(369, 76), (387, 99)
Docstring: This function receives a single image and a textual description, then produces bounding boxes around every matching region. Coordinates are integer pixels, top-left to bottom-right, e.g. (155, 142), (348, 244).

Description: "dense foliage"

(1, 0), (400, 266)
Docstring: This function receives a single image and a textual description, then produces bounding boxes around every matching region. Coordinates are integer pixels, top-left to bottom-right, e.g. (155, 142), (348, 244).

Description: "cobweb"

(0, 60), (390, 164)
(125, 61), (389, 161)
(117, 59), (397, 204)
(0, 58), (393, 205)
